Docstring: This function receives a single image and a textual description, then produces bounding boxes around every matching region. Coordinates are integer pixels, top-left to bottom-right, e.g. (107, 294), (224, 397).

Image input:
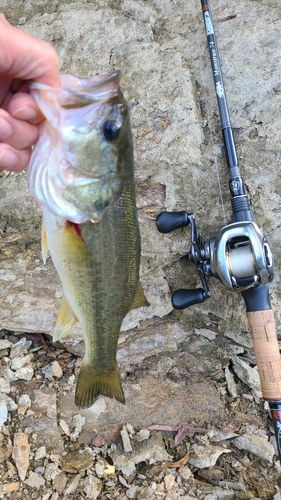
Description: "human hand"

(0, 15), (60, 172)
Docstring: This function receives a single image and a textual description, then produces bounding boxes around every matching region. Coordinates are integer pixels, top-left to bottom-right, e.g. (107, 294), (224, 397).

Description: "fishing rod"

(156, 0), (281, 465)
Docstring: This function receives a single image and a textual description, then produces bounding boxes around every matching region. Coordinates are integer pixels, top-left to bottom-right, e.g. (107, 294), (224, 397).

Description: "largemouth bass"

(28, 70), (148, 409)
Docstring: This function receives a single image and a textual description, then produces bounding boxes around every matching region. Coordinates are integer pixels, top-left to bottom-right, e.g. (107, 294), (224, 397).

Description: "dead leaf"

(166, 450), (190, 468)
(175, 425), (207, 446)
(147, 424), (207, 445)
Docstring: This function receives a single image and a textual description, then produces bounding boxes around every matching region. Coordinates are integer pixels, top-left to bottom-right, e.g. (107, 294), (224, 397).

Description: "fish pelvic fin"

(130, 282), (149, 311)
(53, 295), (78, 342)
(41, 218), (49, 264)
(75, 361), (125, 409)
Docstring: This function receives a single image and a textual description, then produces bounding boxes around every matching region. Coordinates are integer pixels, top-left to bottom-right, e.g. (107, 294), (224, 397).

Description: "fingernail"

(0, 148), (18, 169)
(0, 120), (13, 140)
(12, 106), (38, 121)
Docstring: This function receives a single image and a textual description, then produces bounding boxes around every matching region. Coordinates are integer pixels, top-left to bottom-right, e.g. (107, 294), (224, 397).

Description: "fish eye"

(102, 120), (121, 141)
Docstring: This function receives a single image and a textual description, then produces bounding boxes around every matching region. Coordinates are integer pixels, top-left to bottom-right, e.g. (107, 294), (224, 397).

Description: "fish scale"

(29, 71), (148, 409)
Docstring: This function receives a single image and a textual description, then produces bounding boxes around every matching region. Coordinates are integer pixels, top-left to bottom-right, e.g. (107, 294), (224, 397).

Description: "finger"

(0, 15), (61, 88)
(0, 109), (39, 150)
(0, 144), (31, 172)
(7, 92), (45, 124)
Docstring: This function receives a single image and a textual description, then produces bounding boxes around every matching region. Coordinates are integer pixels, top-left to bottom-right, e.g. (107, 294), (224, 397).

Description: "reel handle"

(156, 211), (190, 234)
(172, 288), (207, 309)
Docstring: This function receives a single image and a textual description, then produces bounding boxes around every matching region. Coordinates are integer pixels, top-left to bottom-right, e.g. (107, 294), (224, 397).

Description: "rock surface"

(0, 0), (281, 498)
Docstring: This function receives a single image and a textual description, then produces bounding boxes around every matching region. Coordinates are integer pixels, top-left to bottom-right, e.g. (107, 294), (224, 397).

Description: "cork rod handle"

(247, 309), (281, 400)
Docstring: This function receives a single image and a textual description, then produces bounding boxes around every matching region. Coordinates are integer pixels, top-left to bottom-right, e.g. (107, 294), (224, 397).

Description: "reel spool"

(156, 211), (273, 309)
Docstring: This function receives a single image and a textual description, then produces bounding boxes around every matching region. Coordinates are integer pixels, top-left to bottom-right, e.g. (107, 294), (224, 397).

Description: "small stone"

(0, 482), (20, 494)
(0, 377), (10, 394)
(11, 353), (33, 371)
(51, 361), (63, 378)
(164, 473), (175, 491)
(84, 473), (102, 499)
(135, 429), (150, 441)
(18, 394), (31, 415)
(126, 423), (135, 435)
(73, 413), (86, 428)
(35, 446), (47, 460)
(35, 466), (45, 474)
(15, 365), (34, 381)
(179, 466), (193, 480)
(0, 395), (8, 428)
(119, 475), (129, 488)
(225, 365), (238, 398)
(65, 473), (81, 495)
(95, 458), (115, 478)
(231, 355), (262, 398)
(18, 16), (27, 25)
(6, 395), (17, 412)
(120, 425), (133, 452)
(12, 432), (30, 481)
(10, 337), (32, 358)
(0, 340), (13, 350)
(59, 419), (70, 436)
(53, 472), (68, 493)
(44, 462), (61, 481)
(42, 493), (52, 500)
(50, 493), (59, 500)
(208, 428), (239, 443)
(70, 413), (85, 441)
(25, 470), (45, 488)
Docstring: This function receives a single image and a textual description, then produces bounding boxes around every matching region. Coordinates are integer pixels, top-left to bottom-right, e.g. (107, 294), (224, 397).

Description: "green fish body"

(29, 71), (148, 408)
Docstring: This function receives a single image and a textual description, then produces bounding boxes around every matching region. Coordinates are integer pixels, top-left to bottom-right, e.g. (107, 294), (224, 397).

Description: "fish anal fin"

(75, 361), (125, 409)
(41, 218), (49, 264)
(53, 295), (78, 342)
(130, 283), (149, 311)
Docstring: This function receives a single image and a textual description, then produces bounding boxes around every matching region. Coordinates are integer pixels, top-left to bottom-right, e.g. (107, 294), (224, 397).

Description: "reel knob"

(172, 288), (206, 309)
(156, 211), (190, 234)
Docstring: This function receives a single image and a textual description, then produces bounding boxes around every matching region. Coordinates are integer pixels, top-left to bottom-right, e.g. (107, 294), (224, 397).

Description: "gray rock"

(120, 425), (133, 453)
(231, 356), (262, 398)
(224, 366), (238, 398)
(24, 471), (45, 488)
(0, 378), (10, 394)
(110, 433), (171, 477)
(233, 433), (275, 463)
(188, 444), (231, 469)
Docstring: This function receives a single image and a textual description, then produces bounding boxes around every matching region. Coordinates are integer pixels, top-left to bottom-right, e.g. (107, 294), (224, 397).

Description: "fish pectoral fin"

(130, 282), (149, 311)
(41, 218), (49, 264)
(53, 295), (78, 342)
(75, 361), (125, 409)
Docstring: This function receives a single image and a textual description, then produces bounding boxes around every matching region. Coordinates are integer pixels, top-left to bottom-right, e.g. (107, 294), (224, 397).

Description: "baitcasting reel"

(156, 210), (273, 310)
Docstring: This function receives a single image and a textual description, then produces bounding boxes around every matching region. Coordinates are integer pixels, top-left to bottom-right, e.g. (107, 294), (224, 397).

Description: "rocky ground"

(1, 0), (281, 498)
(0, 326), (280, 499)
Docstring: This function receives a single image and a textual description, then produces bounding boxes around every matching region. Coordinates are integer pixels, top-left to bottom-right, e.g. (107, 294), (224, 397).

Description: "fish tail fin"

(75, 361), (125, 409)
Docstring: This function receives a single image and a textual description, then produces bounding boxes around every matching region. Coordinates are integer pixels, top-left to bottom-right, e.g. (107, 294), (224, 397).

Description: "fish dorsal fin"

(41, 218), (49, 264)
(53, 295), (78, 342)
(130, 283), (149, 311)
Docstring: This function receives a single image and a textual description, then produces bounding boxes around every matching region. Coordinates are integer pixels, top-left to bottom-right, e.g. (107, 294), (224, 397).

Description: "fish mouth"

(30, 70), (122, 108)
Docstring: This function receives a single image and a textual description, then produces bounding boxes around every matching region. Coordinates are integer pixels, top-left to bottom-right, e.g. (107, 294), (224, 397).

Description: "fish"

(28, 70), (148, 409)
